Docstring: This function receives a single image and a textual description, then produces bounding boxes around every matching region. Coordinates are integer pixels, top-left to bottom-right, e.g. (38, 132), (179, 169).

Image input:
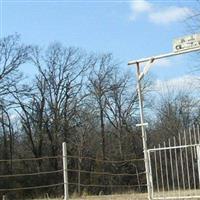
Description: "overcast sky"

(0, 0), (199, 87)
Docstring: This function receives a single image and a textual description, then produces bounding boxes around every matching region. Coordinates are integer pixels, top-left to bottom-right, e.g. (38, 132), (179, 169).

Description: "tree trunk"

(100, 108), (106, 160)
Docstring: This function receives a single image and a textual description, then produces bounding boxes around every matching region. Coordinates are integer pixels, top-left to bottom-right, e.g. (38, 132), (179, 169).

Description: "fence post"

(197, 145), (200, 185)
(62, 142), (69, 200)
(2, 195), (6, 200)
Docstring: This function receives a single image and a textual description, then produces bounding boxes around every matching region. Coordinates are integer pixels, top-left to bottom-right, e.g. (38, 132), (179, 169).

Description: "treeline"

(0, 35), (199, 199)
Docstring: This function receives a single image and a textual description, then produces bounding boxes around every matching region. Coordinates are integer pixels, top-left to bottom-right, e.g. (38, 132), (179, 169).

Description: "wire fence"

(0, 147), (146, 199)
(66, 154), (146, 196)
(0, 155), (63, 200)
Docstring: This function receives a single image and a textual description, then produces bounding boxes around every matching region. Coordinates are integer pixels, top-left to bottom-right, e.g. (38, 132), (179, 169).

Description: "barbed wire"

(67, 155), (144, 163)
(0, 155), (144, 164)
(0, 155), (62, 163)
(0, 183), (146, 192)
(68, 169), (146, 177)
(68, 182), (147, 188)
(0, 154), (146, 193)
(0, 183), (64, 192)
(0, 169), (63, 178)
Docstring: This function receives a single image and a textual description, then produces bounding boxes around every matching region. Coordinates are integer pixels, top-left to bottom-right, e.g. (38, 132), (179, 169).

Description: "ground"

(72, 193), (147, 200)
(33, 193), (147, 200)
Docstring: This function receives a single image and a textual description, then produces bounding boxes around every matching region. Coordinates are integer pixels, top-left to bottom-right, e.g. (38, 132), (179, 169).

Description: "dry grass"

(72, 193), (147, 200)
(33, 189), (200, 200)
(33, 193), (147, 200)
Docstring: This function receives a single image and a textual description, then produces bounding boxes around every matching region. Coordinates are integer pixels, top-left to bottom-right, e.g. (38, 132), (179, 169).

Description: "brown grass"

(72, 193), (147, 200)
(33, 193), (147, 200)
(33, 189), (200, 199)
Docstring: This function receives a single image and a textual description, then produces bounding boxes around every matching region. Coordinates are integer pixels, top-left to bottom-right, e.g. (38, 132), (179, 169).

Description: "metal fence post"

(197, 145), (200, 186)
(2, 195), (6, 200)
(62, 142), (69, 200)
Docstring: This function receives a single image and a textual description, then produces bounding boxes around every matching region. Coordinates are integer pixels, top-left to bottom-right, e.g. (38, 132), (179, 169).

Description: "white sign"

(173, 33), (200, 52)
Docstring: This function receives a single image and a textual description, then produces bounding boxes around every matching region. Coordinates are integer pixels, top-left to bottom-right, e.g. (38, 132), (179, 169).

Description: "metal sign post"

(128, 33), (200, 200)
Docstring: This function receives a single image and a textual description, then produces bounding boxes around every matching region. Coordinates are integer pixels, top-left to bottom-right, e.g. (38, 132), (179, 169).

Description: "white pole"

(196, 145), (200, 187)
(128, 46), (200, 65)
(136, 63), (152, 200)
(62, 142), (69, 200)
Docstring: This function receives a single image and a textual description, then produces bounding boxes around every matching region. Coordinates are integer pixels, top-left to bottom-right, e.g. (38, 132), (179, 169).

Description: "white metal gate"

(147, 126), (200, 199)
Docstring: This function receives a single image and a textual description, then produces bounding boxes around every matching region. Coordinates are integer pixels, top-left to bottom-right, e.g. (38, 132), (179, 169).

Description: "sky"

(0, 0), (200, 88)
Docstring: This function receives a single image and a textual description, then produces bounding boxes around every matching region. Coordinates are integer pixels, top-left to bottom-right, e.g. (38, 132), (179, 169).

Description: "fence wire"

(68, 168), (146, 177)
(0, 155), (62, 163)
(68, 183), (147, 188)
(0, 183), (64, 192)
(67, 155), (144, 163)
(0, 169), (63, 178)
(0, 152), (145, 196)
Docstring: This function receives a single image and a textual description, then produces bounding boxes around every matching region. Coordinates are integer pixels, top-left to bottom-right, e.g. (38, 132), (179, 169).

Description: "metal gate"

(147, 127), (200, 199)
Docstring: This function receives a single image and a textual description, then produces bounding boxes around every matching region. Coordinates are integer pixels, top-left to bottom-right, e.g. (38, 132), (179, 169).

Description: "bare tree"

(12, 77), (47, 170)
(104, 71), (139, 158)
(88, 54), (118, 160)
(151, 86), (200, 146)
(0, 34), (30, 97)
(0, 34), (30, 174)
(0, 103), (16, 174)
(29, 43), (94, 168)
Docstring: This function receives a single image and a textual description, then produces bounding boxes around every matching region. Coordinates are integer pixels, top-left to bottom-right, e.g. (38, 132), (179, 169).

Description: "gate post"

(197, 145), (200, 184)
(148, 150), (153, 200)
(136, 63), (152, 200)
(62, 142), (69, 200)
